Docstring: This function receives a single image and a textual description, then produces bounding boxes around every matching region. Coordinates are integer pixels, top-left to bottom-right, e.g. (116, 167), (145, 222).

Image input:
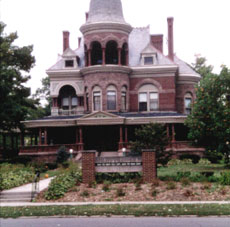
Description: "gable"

(82, 111), (120, 119)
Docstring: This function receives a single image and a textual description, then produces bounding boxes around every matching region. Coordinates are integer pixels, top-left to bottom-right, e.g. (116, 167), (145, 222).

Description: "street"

(1, 217), (230, 227)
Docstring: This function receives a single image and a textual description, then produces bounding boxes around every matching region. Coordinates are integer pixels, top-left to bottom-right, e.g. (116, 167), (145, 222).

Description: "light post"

(122, 147), (126, 157)
(69, 149), (73, 160)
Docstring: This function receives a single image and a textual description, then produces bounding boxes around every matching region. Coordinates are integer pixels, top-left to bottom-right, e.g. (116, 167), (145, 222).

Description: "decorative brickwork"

(82, 151), (96, 184)
(142, 150), (157, 183)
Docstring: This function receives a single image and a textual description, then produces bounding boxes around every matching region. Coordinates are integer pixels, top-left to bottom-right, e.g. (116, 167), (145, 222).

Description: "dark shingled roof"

(114, 112), (186, 118)
(37, 115), (83, 121)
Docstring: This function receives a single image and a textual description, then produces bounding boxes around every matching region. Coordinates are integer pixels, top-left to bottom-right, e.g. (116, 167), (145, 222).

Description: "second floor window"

(107, 91), (116, 110)
(138, 84), (159, 112)
(93, 91), (101, 111)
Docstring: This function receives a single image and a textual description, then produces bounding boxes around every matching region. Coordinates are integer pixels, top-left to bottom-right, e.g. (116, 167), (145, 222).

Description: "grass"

(1, 204), (230, 218)
(158, 163), (228, 179)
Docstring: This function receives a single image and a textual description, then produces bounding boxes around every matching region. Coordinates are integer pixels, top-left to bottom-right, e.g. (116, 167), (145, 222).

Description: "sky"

(1, 0), (230, 95)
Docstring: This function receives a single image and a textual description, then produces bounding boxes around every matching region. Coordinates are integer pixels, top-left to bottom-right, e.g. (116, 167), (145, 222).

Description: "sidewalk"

(1, 201), (230, 207)
(0, 177), (53, 203)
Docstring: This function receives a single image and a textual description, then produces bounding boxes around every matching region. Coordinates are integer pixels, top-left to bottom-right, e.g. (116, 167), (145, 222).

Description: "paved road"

(1, 217), (230, 227)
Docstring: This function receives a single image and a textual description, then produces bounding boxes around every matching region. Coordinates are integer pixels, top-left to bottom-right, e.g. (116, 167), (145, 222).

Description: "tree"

(186, 62), (230, 163)
(33, 76), (51, 117)
(0, 22), (37, 132)
(192, 56), (213, 78)
(131, 123), (170, 166)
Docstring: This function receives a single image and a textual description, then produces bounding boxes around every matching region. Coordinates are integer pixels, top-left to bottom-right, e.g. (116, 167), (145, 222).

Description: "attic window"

(144, 57), (153, 65)
(65, 60), (74, 67)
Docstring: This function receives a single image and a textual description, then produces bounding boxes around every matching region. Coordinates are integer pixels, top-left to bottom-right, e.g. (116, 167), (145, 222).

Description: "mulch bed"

(36, 181), (230, 202)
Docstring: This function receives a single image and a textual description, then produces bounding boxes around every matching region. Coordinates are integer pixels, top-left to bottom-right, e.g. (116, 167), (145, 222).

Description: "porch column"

(172, 123), (175, 142)
(20, 132), (25, 147)
(35, 134), (38, 146)
(44, 128), (48, 145)
(15, 135), (19, 149)
(76, 127), (79, 144)
(88, 49), (91, 66)
(118, 48), (121, 65)
(102, 48), (106, 65)
(79, 127), (84, 150)
(30, 134), (33, 146)
(166, 124), (170, 138)
(39, 128), (42, 146)
(119, 126), (123, 150)
(125, 126), (128, 147)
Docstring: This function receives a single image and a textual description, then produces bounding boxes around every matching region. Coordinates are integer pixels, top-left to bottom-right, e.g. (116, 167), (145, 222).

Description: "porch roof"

(22, 111), (187, 128)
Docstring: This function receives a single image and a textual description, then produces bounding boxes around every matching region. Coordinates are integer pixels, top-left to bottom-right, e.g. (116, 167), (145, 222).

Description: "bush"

(116, 187), (125, 197)
(56, 146), (69, 164)
(198, 159), (211, 165)
(166, 181), (176, 190)
(45, 164), (82, 200)
(180, 178), (191, 186)
(102, 181), (111, 192)
(179, 154), (200, 164)
(0, 163), (35, 190)
(219, 172), (230, 185)
(175, 172), (191, 181)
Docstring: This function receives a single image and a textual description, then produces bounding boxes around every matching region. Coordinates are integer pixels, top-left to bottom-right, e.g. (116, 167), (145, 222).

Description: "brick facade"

(142, 150), (157, 183)
(82, 151), (96, 184)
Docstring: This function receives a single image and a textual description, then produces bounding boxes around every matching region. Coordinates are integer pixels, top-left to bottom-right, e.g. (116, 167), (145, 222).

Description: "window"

(107, 91), (116, 110)
(93, 91), (101, 111)
(144, 56), (153, 65)
(139, 93), (147, 111)
(149, 92), (158, 111)
(138, 84), (159, 111)
(185, 93), (192, 114)
(121, 92), (127, 111)
(65, 60), (74, 67)
(72, 97), (78, 107)
(62, 97), (69, 109)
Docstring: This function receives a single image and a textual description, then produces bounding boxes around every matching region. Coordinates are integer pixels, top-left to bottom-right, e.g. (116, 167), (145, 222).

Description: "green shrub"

(198, 159), (211, 165)
(166, 181), (176, 190)
(45, 167), (82, 200)
(180, 177), (191, 186)
(56, 146), (69, 164)
(167, 159), (181, 166)
(219, 172), (230, 185)
(175, 172), (191, 181)
(151, 189), (158, 197)
(80, 190), (89, 197)
(102, 181), (111, 192)
(0, 163), (35, 190)
(179, 154), (200, 164)
(116, 187), (125, 197)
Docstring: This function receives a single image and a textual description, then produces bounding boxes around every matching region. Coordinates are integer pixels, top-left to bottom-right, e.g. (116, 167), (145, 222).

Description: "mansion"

(20, 0), (204, 161)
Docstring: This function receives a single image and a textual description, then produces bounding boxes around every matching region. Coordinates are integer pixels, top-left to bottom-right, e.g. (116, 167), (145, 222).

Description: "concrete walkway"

(0, 177), (54, 203)
(1, 177), (54, 194)
(1, 201), (230, 207)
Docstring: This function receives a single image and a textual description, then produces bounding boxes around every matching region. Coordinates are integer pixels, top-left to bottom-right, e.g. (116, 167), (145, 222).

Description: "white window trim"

(138, 91), (159, 112)
(92, 86), (102, 112)
(184, 93), (193, 114)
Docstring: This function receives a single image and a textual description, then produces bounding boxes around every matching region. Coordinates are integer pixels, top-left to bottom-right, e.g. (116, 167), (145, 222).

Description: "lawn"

(1, 204), (230, 218)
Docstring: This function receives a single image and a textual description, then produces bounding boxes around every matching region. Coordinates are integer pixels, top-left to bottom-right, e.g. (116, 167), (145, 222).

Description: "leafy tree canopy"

(0, 22), (37, 131)
(186, 57), (230, 162)
(131, 123), (170, 166)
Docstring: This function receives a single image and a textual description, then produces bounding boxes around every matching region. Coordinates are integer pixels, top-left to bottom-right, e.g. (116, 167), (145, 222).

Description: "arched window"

(93, 86), (102, 111)
(59, 85), (78, 110)
(138, 84), (159, 111)
(184, 93), (193, 114)
(91, 41), (102, 65)
(121, 43), (128, 66)
(106, 41), (118, 64)
(107, 85), (117, 110)
(121, 86), (127, 111)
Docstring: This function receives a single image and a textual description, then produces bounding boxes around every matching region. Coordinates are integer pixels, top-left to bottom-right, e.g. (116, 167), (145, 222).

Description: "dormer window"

(144, 56), (153, 65)
(65, 60), (74, 67)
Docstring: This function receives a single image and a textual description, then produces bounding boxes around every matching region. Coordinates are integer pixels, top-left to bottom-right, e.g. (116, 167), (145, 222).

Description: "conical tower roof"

(87, 0), (126, 23)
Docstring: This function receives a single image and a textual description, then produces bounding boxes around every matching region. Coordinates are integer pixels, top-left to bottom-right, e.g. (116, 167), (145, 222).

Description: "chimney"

(63, 31), (70, 52)
(167, 17), (174, 61)
(151, 35), (163, 53)
(78, 37), (82, 48)
(85, 12), (89, 21)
